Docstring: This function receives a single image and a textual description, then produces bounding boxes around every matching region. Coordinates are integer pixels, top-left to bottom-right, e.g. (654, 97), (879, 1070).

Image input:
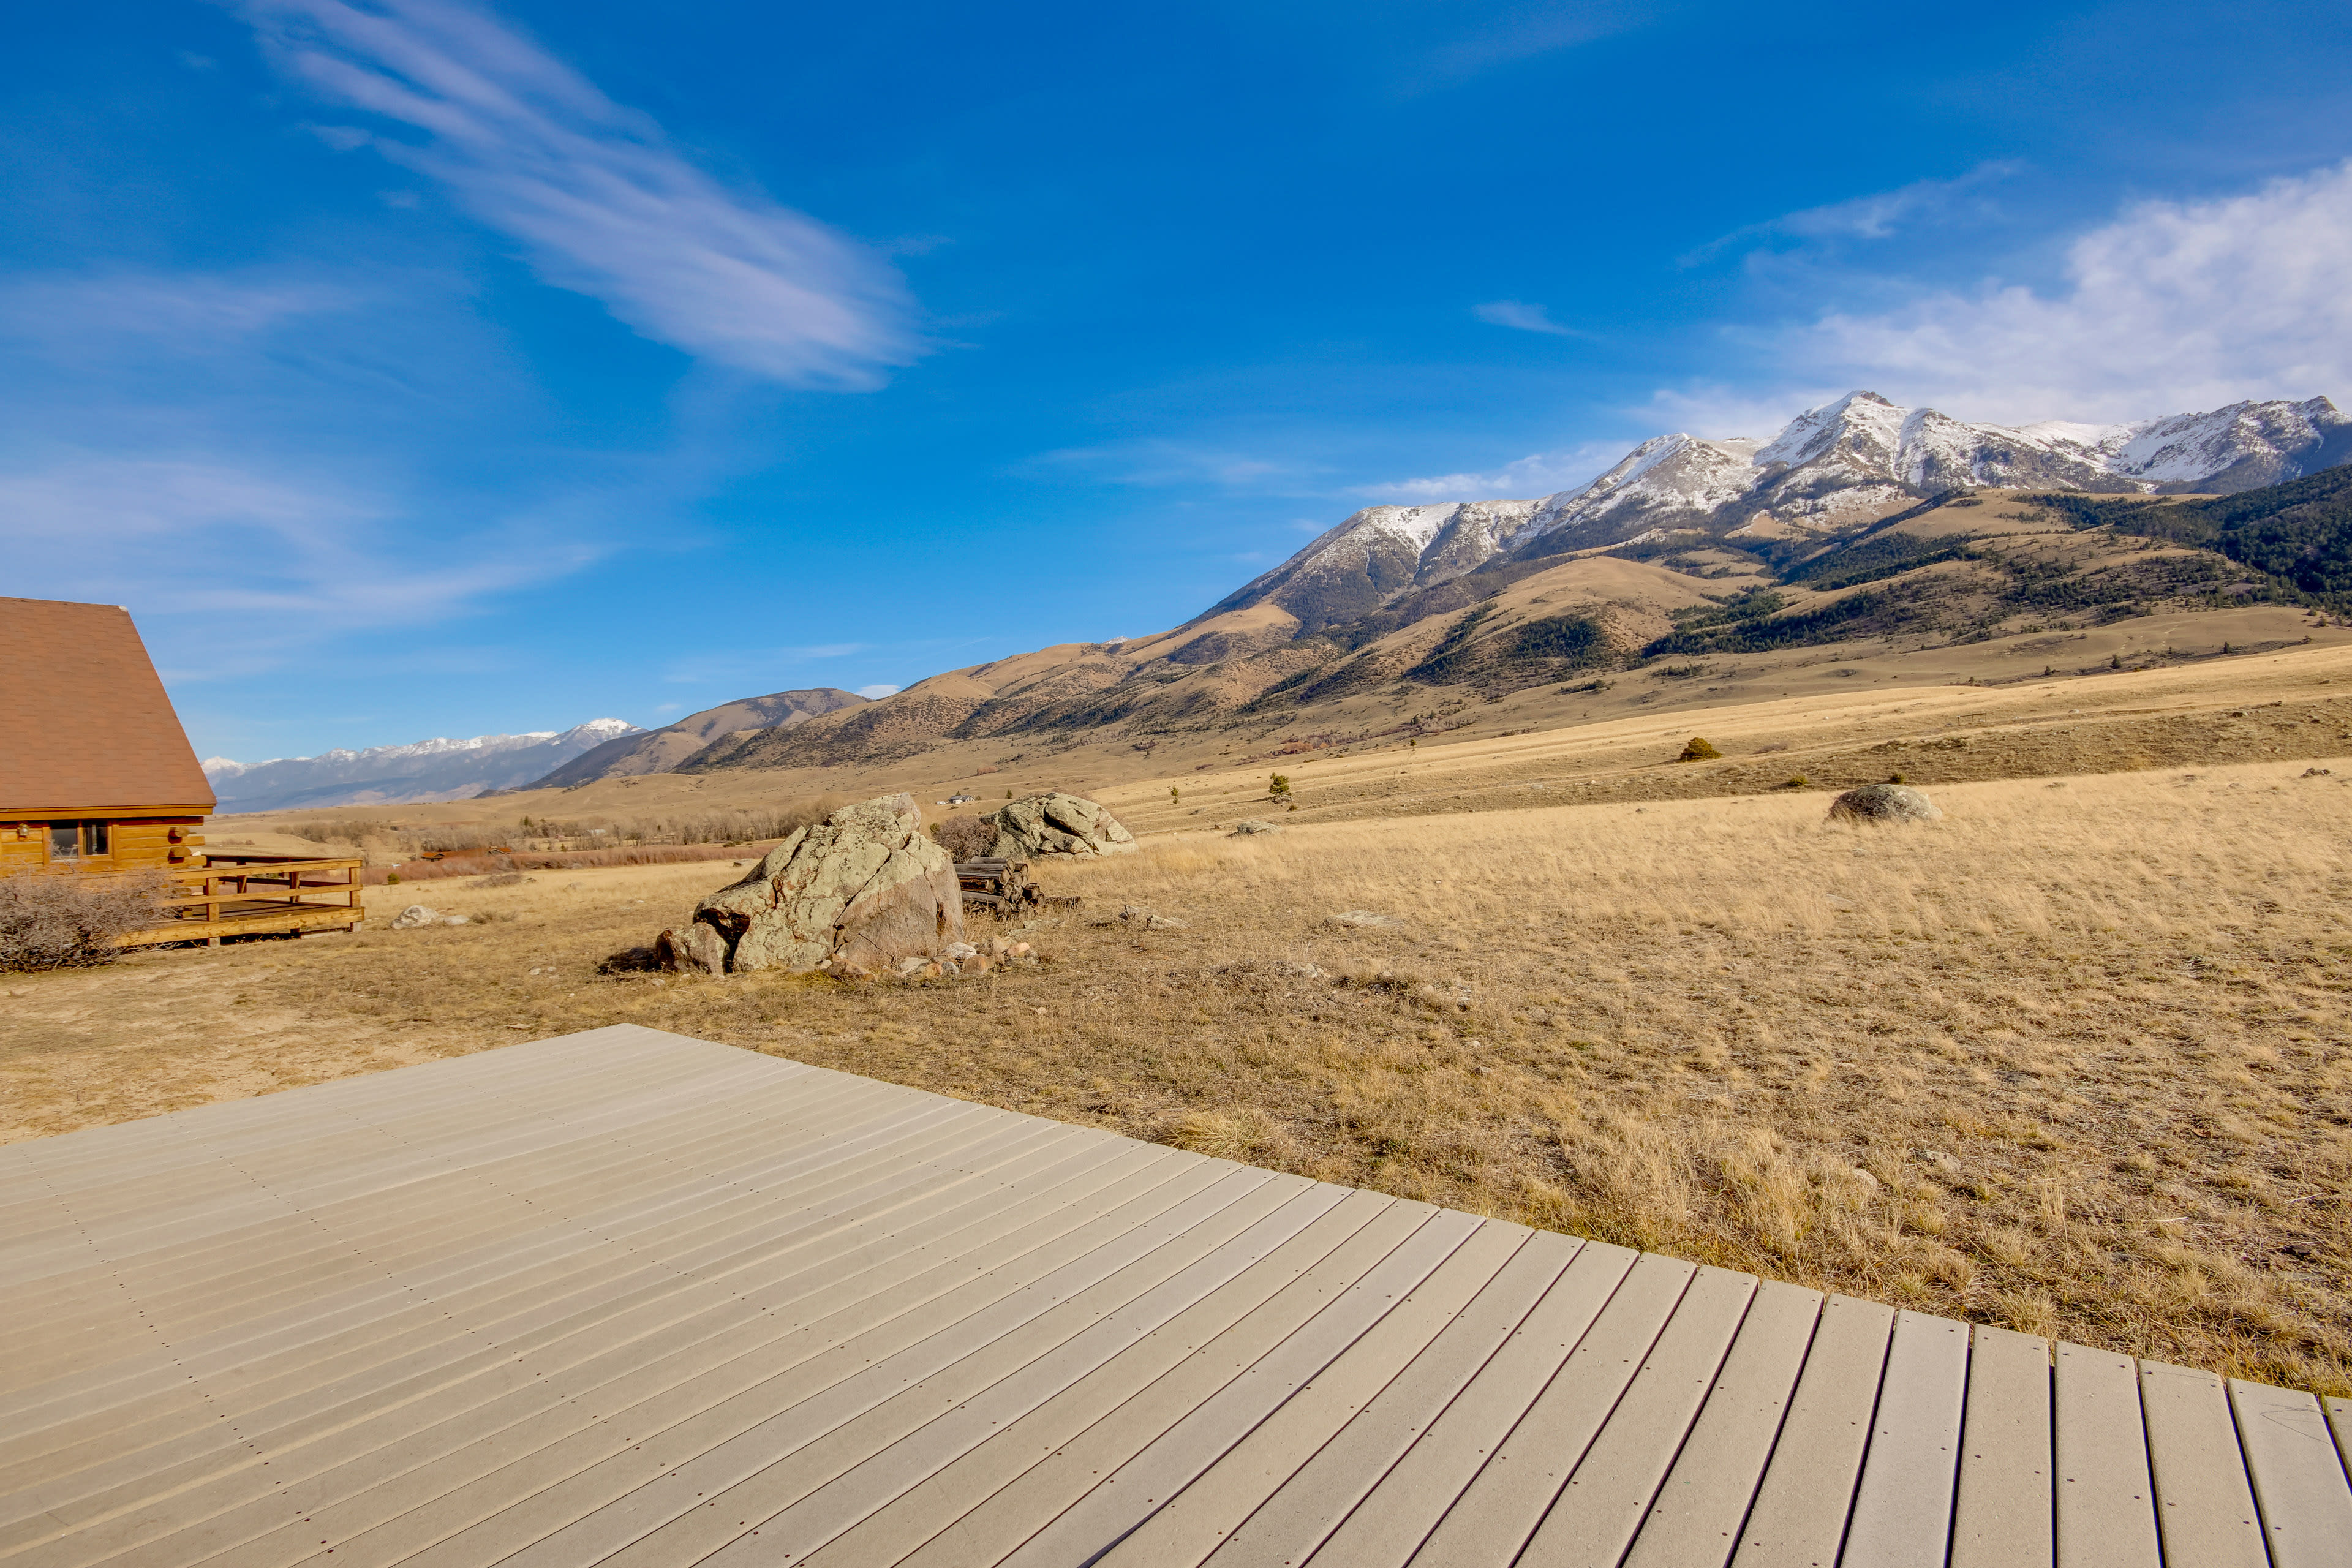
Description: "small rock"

(2303, 767), (2332, 778)
(1824, 894), (1856, 911)
(1230, 818), (1280, 836)
(655, 924), (726, 976)
(1120, 905), (1189, 932)
(1333, 910), (1402, 928)
(1828, 783), (1942, 824)
(390, 904), (440, 930)
(944, 941), (979, 960)
(1852, 1167), (1881, 1191)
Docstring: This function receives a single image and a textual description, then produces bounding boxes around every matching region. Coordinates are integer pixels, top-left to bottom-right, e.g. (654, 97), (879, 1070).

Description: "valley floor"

(7, 748), (2349, 1395)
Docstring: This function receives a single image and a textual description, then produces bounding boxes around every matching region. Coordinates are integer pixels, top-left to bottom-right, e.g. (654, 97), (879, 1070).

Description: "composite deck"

(1, 1025), (2346, 1567)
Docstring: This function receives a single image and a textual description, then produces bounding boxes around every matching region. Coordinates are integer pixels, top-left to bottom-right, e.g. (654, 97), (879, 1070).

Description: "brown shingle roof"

(0, 597), (216, 818)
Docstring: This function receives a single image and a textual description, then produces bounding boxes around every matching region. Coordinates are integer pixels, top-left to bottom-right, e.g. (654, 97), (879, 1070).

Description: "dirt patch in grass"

(6, 765), (2348, 1393)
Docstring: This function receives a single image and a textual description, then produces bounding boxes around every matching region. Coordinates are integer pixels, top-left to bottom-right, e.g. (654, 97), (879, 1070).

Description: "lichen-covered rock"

(986, 792), (1137, 859)
(682, 793), (963, 974)
(1826, 783), (1943, 824)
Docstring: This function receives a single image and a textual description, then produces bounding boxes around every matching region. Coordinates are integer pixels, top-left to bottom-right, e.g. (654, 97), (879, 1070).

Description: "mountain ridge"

(676, 390), (2350, 776)
(205, 719), (637, 815)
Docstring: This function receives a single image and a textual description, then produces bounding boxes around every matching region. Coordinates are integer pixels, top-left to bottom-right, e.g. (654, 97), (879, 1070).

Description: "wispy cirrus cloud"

(1687, 162), (2021, 263)
(0, 452), (606, 677)
(1357, 440), (1626, 503)
(1030, 438), (1313, 489)
(1472, 299), (1583, 337)
(235, 0), (924, 388)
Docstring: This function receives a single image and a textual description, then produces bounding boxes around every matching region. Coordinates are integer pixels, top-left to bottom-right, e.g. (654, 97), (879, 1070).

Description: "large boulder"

(986, 792), (1136, 859)
(662, 793), (963, 974)
(1827, 783), (1943, 824)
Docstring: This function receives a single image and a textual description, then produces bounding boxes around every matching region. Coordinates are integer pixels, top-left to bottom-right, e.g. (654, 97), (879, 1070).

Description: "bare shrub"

(0, 872), (168, 971)
(930, 815), (995, 862)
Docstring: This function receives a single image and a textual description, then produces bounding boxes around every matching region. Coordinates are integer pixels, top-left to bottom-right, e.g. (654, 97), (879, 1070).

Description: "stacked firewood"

(954, 858), (1079, 914)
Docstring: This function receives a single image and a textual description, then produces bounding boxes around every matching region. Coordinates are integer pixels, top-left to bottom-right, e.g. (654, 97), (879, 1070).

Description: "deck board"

(2054, 1343), (2161, 1568)
(1950, 1324), (2054, 1568)
(1839, 1311), (1969, 1568)
(2229, 1379), (2352, 1568)
(1728, 1292), (1893, 1568)
(0, 1024), (2323, 1568)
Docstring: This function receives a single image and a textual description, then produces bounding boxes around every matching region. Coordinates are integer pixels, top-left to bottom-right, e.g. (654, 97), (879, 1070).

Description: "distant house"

(0, 597), (214, 875)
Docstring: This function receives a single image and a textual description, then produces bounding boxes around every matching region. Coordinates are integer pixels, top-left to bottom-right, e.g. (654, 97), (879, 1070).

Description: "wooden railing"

(156, 852), (366, 933)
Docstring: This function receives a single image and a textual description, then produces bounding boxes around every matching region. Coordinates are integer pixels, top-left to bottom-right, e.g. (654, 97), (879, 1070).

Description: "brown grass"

(4, 761), (2347, 1393)
(367, 842), (756, 884)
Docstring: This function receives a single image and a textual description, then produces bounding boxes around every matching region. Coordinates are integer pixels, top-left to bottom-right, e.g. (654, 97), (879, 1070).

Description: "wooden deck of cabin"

(118, 850), (366, 947)
(3, 1025), (2346, 1567)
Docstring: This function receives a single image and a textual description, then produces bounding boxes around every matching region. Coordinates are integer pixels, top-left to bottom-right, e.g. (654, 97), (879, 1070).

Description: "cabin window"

(45, 821), (110, 859)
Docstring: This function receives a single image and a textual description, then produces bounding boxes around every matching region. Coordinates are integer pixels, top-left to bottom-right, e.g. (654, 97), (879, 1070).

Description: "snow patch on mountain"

(1210, 390), (2346, 630)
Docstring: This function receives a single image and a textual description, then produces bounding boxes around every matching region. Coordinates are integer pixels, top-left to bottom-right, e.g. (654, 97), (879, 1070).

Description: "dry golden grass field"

(7, 752), (2349, 1394)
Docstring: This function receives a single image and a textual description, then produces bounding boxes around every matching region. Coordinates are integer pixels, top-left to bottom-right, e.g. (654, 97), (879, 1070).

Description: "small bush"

(1678, 736), (1722, 761)
(930, 815), (995, 862)
(1779, 774), (1811, 789)
(0, 872), (168, 971)
(1268, 773), (1292, 799)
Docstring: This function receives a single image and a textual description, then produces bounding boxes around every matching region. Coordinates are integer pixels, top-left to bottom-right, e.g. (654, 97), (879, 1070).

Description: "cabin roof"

(0, 596), (216, 818)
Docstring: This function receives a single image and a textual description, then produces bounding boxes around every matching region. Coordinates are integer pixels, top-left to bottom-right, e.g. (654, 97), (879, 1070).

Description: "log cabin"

(1, 595), (363, 943)
(0, 596), (215, 876)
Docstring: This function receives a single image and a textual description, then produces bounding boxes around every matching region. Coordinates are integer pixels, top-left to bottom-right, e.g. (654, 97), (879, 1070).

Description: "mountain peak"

(1209, 390), (2347, 631)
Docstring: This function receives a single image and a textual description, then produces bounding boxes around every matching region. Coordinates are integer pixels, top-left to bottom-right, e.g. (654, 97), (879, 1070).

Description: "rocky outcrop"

(986, 793), (1136, 859)
(660, 793), (962, 974)
(1827, 783), (1943, 823)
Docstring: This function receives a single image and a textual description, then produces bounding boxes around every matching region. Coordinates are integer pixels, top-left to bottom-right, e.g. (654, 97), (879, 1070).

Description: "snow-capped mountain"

(204, 719), (639, 815)
(1210, 392), (2349, 630)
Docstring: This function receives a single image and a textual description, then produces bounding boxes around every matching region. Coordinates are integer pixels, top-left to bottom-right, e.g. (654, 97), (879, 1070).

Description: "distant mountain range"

(205, 720), (638, 815)
(214, 390), (2352, 809)
(1210, 393), (2351, 634)
(679, 390), (2351, 774)
(203, 690), (873, 816)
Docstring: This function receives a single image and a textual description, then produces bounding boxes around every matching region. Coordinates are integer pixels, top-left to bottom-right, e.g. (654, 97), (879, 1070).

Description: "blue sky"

(7, 0), (2352, 761)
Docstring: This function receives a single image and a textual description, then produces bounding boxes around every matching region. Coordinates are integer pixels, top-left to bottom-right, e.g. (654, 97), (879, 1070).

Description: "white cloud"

(1785, 159), (2352, 423)
(0, 271), (354, 348)
(1472, 299), (1581, 337)
(237, 0), (922, 388)
(1359, 440), (1627, 503)
(854, 684), (901, 699)
(1033, 439), (1300, 488)
(1690, 163), (2021, 261)
(0, 453), (602, 674)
